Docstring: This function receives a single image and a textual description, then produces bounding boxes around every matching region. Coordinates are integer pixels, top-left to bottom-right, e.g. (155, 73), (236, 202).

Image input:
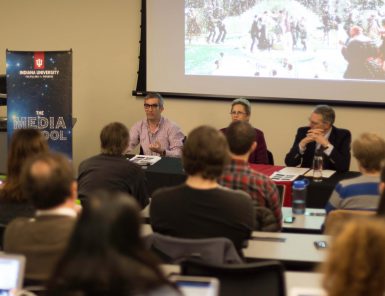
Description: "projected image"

(185, 0), (385, 80)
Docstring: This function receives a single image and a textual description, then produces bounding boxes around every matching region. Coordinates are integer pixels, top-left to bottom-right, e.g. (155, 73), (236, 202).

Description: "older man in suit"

(285, 105), (351, 172)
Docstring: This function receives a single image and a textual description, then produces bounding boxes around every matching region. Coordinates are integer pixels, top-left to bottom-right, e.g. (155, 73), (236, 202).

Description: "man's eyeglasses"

(230, 111), (247, 115)
(144, 103), (159, 109)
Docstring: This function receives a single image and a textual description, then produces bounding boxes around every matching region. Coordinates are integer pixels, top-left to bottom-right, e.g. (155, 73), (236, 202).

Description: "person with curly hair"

(322, 218), (385, 296)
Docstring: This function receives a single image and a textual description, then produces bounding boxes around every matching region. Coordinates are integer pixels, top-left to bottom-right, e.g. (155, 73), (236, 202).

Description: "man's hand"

(307, 128), (329, 147)
(300, 129), (329, 150)
(149, 141), (165, 155)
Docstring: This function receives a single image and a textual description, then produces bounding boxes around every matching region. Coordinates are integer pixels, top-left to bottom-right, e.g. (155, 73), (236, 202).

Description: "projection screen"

(144, 0), (385, 105)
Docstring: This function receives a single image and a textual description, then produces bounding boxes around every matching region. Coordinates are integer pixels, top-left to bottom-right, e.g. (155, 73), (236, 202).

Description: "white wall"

(1, 0), (384, 173)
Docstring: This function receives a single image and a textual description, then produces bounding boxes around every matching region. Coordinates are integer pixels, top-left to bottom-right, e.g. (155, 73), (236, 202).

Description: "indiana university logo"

(34, 52), (45, 69)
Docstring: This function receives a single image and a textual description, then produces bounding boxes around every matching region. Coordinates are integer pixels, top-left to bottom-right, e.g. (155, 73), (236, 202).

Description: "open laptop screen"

(0, 254), (26, 296)
(171, 275), (219, 296)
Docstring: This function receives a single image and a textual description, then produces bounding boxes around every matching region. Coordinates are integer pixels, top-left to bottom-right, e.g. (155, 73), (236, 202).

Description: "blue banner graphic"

(6, 50), (73, 157)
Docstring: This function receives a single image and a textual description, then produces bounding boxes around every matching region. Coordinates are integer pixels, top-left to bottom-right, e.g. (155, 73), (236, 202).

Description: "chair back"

(144, 233), (242, 264)
(267, 150), (274, 165)
(275, 184), (285, 206)
(324, 209), (376, 235)
(181, 259), (286, 296)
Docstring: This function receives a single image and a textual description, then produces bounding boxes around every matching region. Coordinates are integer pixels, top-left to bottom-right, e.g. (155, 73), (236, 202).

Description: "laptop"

(0, 253), (26, 296)
(170, 275), (219, 296)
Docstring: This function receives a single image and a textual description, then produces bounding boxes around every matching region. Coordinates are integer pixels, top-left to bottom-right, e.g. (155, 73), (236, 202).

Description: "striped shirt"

(128, 117), (185, 157)
(218, 159), (282, 226)
(325, 175), (380, 213)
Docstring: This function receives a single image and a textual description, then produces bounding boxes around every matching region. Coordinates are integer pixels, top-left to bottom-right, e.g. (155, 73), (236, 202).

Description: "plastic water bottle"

(292, 179), (308, 215)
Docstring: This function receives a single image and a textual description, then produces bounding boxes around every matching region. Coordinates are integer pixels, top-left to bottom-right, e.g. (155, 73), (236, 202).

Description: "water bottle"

(292, 179), (308, 215)
(312, 151), (323, 183)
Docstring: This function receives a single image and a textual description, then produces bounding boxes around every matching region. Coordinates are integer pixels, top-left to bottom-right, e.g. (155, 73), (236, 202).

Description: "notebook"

(170, 275), (219, 296)
(0, 253), (26, 296)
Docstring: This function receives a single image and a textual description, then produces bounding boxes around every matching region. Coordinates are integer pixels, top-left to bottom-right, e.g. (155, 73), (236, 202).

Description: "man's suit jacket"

(4, 215), (76, 281)
(285, 126), (351, 172)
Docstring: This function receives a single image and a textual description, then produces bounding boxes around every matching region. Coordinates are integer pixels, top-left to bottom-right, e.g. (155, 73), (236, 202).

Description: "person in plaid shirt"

(219, 121), (282, 229)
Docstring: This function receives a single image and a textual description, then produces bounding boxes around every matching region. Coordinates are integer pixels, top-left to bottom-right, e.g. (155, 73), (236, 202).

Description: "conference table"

(143, 157), (360, 208)
(141, 224), (329, 271)
(244, 231), (329, 271)
(282, 207), (325, 234)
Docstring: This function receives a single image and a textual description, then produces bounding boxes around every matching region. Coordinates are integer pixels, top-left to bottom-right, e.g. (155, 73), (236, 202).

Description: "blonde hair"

(353, 132), (385, 172)
(323, 218), (385, 296)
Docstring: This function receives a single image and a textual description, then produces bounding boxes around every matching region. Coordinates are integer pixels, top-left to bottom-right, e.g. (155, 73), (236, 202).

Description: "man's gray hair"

(145, 92), (164, 108)
(231, 98), (251, 115)
(313, 105), (335, 125)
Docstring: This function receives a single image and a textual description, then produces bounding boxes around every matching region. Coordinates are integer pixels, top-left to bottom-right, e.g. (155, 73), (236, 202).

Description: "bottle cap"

(293, 180), (307, 189)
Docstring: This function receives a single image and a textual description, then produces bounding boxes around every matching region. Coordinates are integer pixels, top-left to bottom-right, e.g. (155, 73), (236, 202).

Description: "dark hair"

(21, 153), (74, 209)
(182, 125), (229, 180)
(47, 191), (172, 296)
(313, 105), (335, 125)
(100, 122), (129, 155)
(0, 128), (49, 202)
(145, 93), (164, 108)
(225, 121), (256, 155)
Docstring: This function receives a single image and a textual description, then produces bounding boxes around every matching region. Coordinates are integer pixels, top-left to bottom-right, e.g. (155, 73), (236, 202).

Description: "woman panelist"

(220, 98), (269, 164)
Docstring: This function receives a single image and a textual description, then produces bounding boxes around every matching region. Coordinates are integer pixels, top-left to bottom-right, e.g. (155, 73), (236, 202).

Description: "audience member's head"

(323, 219), (385, 296)
(0, 128), (49, 202)
(352, 133), (385, 173)
(230, 98), (251, 122)
(225, 121), (257, 156)
(310, 105), (335, 131)
(144, 93), (164, 122)
(100, 122), (129, 155)
(48, 191), (172, 295)
(183, 125), (230, 180)
(21, 152), (76, 210)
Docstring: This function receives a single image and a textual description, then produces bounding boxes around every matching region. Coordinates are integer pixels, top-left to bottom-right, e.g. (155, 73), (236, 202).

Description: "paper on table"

(304, 169), (336, 178)
(270, 167), (310, 181)
(278, 167), (311, 175)
(129, 155), (161, 166)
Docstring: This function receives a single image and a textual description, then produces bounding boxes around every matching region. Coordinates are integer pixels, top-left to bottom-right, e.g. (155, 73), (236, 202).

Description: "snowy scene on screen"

(185, 0), (385, 80)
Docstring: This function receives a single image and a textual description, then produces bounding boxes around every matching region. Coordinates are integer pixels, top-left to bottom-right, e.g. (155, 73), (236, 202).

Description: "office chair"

(144, 233), (243, 264)
(275, 184), (285, 206)
(181, 258), (286, 296)
(267, 150), (274, 165)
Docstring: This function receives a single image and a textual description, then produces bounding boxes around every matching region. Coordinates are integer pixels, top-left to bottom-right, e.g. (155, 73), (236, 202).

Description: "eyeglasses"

(230, 111), (247, 115)
(308, 117), (324, 126)
(144, 103), (159, 109)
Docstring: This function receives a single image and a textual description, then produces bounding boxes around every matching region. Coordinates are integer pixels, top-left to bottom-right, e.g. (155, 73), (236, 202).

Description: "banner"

(6, 50), (73, 157)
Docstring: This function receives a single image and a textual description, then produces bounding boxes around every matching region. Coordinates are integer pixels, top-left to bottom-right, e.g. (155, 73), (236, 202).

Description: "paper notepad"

(304, 169), (336, 178)
(270, 167), (310, 181)
(129, 155), (161, 166)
